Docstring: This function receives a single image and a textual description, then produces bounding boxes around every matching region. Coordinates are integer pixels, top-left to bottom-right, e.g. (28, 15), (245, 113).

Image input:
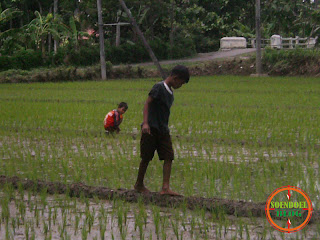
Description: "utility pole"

(255, 0), (262, 75)
(54, 0), (58, 53)
(119, 0), (166, 80)
(169, 0), (175, 58)
(97, 0), (107, 80)
(104, 22), (130, 47)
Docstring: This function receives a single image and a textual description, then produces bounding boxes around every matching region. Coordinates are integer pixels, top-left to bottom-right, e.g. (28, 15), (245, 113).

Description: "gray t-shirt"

(147, 81), (174, 133)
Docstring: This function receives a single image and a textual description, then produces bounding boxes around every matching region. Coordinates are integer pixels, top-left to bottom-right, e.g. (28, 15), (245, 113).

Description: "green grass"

(0, 75), (319, 208)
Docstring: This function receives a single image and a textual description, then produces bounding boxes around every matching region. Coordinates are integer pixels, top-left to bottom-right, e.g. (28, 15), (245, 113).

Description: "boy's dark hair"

(118, 102), (128, 110)
(170, 65), (190, 83)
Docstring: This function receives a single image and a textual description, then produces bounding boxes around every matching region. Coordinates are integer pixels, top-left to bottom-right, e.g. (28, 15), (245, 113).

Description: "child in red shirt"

(104, 102), (128, 133)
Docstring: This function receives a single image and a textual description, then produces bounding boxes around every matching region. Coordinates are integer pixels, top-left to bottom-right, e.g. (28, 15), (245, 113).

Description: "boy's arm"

(141, 96), (153, 135)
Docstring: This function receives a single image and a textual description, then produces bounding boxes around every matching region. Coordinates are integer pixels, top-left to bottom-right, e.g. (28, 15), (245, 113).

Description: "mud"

(0, 175), (319, 223)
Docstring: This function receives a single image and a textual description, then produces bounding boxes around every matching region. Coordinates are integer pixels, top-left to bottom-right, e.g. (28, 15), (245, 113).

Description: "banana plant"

(26, 11), (68, 58)
(67, 16), (89, 50)
(0, 8), (23, 54)
(0, 7), (22, 25)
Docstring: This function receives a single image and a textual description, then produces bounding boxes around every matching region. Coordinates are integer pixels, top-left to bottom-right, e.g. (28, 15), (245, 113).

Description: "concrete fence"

(249, 35), (318, 49)
(220, 35), (318, 50)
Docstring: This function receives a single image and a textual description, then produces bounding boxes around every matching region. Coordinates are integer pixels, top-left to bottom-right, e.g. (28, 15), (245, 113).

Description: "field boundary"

(0, 175), (318, 223)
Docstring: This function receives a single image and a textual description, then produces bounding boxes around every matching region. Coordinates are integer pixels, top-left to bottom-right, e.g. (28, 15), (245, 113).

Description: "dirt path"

(1, 175), (318, 223)
(130, 48), (256, 67)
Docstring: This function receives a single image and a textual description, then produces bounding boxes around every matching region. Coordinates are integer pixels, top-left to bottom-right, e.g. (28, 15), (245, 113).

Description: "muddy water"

(0, 192), (318, 240)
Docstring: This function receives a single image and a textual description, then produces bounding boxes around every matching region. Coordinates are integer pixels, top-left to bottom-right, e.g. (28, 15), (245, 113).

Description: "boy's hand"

(141, 123), (151, 135)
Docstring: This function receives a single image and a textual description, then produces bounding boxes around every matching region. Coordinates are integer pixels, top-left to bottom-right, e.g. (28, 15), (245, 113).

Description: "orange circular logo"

(265, 186), (313, 233)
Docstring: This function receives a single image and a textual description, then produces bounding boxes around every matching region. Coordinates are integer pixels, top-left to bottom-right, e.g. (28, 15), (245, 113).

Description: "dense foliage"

(0, 0), (319, 70)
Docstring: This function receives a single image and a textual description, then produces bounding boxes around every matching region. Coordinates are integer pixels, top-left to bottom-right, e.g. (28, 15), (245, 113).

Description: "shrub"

(263, 48), (320, 65)
(0, 37), (198, 71)
(0, 69), (30, 83)
(13, 49), (43, 70)
(0, 49), (43, 71)
(105, 42), (146, 64)
(149, 38), (169, 60)
(51, 47), (68, 66)
(68, 45), (100, 66)
(105, 37), (196, 64)
(122, 43), (147, 63)
(194, 36), (219, 53)
(0, 62), (113, 83)
(263, 48), (320, 75)
(106, 44), (126, 64)
(0, 55), (12, 71)
(168, 33), (197, 59)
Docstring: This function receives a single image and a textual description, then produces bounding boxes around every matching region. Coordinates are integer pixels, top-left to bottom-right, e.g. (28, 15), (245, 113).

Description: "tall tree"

(169, 0), (175, 57)
(97, 0), (106, 80)
(119, 0), (166, 79)
(255, 0), (262, 75)
(53, 0), (58, 53)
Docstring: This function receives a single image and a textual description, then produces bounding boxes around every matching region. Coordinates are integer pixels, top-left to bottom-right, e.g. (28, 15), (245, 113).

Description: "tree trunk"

(74, 0), (80, 18)
(37, 1), (43, 15)
(54, 0), (58, 53)
(169, 0), (174, 58)
(255, 0), (262, 75)
(19, 2), (24, 27)
(119, 0), (166, 80)
(27, 7), (30, 23)
(132, 28), (138, 42)
(48, 7), (52, 53)
(41, 37), (46, 60)
(97, 0), (107, 80)
(116, 24), (120, 47)
(315, 0), (319, 9)
(149, 14), (156, 40)
(48, 34), (52, 53)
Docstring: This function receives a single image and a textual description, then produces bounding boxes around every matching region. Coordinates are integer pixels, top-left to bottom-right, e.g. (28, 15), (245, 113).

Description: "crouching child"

(104, 102), (128, 134)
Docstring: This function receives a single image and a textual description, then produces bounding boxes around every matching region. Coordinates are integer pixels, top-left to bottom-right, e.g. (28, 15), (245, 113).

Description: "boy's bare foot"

(134, 184), (150, 194)
(160, 188), (182, 196)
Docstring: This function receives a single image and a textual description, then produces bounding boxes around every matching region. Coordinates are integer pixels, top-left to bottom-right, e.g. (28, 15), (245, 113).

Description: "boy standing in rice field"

(104, 102), (128, 134)
(134, 65), (190, 196)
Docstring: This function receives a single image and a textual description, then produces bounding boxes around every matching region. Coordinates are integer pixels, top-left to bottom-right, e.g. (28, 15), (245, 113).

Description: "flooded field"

(0, 191), (319, 240)
(0, 76), (319, 238)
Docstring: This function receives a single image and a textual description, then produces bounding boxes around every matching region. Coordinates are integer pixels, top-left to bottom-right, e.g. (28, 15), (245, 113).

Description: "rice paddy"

(0, 75), (319, 239)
